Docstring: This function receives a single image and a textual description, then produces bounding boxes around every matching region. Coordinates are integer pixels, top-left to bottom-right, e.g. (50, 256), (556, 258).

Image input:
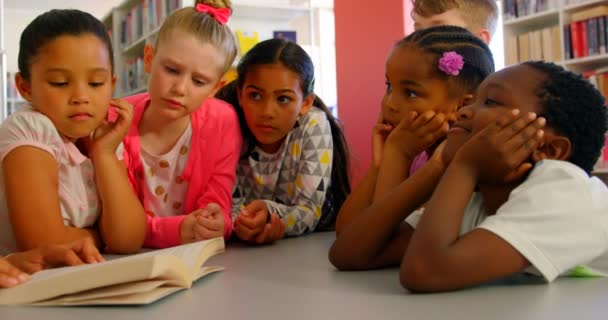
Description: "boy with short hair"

(412, 0), (498, 44)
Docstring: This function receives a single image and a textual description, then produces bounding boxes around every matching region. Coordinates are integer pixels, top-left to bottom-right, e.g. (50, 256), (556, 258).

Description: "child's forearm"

(16, 227), (100, 251)
(335, 166), (379, 235)
(373, 147), (412, 202)
(92, 153), (146, 254)
(401, 161), (476, 288)
(330, 160), (445, 270)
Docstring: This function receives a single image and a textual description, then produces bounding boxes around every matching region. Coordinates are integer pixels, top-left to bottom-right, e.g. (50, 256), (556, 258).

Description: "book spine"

(571, 21), (583, 59)
(582, 20), (589, 57)
(564, 24), (572, 60)
(599, 16), (606, 55)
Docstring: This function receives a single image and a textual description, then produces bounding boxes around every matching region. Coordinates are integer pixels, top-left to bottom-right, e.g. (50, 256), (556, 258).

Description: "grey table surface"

(1, 232), (607, 319)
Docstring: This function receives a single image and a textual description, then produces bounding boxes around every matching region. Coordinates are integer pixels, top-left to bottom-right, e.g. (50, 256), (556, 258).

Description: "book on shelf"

(120, 0), (182, 47)
(503, 0), (564, 21)
(506, 25), (561, 66)
(0, 237), (225, 306)
(122, 57), (147, 95)
(273, 30), (297, 43)
(563, 4), (608, 61)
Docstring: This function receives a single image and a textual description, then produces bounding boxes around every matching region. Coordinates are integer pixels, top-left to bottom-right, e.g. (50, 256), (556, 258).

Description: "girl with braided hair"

(332, 25), (494, 269)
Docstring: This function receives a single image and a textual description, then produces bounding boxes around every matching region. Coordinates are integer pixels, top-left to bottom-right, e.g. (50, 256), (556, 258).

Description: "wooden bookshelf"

(103, 0), (317, 97)
(502, 0), (608, 173)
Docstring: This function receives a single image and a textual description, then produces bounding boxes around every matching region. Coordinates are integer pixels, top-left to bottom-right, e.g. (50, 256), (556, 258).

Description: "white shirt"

(0, 107), (99, 254)
(406, 160), (608, 282)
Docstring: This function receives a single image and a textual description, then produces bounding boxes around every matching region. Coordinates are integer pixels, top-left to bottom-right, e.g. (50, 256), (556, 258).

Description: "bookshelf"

(5, 72), (24, 118)
(502, 0), (608, 174)
(102, 0), (322, 98)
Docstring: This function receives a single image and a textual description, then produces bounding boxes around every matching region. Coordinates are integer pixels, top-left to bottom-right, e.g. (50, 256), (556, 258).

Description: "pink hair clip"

(195, 3), (231, 25)
(438, 51), (464, 76)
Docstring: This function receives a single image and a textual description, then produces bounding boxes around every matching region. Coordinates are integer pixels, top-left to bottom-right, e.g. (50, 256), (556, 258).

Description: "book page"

(33, 286), (183, 306)
(0, 255), (158, 305)
(42, 280), (171, 303)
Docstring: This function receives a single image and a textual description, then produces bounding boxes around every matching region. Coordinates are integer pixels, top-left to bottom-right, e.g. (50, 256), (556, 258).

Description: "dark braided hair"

(397, 25), (495, 97)
(522, 61), (608, 174)
(216, 38), (351, 231)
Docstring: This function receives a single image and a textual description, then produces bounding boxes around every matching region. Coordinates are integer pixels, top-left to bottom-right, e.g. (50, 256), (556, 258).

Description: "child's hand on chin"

(372, 113), (394, 167)
(385, 110), (450, 162)
(90, 99), (134, 157)
(234, 200), (285, 245)
(453, 109), (546, 184)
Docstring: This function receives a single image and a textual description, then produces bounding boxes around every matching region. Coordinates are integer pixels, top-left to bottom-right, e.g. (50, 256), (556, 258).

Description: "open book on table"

(0, 237), (224, 306)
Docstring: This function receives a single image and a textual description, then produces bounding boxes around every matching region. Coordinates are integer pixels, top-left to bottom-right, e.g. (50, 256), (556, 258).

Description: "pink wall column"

(335, 0), (411, 184)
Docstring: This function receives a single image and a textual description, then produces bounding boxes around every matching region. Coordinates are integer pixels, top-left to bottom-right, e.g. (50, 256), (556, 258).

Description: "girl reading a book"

(331, 26), (495, 269)
(0, 9), (146, 256)
(120, 0), (241, 248)
(215, 38), (351, 245)
(0, 238), (102, 288)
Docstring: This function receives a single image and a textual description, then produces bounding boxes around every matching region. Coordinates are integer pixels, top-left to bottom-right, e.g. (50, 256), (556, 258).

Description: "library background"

(0, 0), (607, 173)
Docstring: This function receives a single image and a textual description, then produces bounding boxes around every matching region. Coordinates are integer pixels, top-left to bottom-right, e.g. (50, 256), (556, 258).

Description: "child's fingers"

(193, 224), (222, 240)
(494, 111), (539, 144)
(72, 238), (104, 264)
(254, 224), (273, 245)
(409, 110), (436, 129)
(269, 214), (285, 241)
(413, 112), (446, 133)
(503, 118), (546, 153)
(234, 222), (263, 241)
(197, 216), (223, 232)
(236, 210), (266, 230)
(508, 129), (545, 168)
(43, 247), (85, 268)
(0, 273), (29, 288)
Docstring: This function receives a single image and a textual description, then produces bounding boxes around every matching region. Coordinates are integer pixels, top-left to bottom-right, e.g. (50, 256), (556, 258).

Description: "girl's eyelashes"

(164, 65), (178, 74)
(89, 82), (105, 87)
(385, 81), (392, 93)
(49, 81), (68, 87)
(405, 89), (418, 99)
(247, 91), (262, 100)
(277, 95), (293, 104)
(483, 98), (500, 107)
(192, 79), (206, 86)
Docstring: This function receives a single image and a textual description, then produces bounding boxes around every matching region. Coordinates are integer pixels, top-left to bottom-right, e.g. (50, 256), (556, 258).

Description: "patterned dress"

(231, 107), (333, 236)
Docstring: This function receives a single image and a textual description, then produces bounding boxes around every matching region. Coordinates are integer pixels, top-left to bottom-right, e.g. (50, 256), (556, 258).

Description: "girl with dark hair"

(216, 38), (351, 245)
(331, 25), (495, 269)
(0, 9), (146, 255)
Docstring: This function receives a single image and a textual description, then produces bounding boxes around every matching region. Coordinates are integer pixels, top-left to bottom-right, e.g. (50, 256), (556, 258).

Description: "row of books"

(505, 26), (562, 66)
(121, 57), (148, 95)
(120, 0), (182, 47)
(503, 0), (567, 21)
(563, 5), (608, 60)
(583, 68), (608, 173)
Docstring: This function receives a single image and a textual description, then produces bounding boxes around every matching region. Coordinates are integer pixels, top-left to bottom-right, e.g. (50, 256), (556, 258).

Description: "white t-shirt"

(406, 160), (608, 282)
(0, 107), (100, 255)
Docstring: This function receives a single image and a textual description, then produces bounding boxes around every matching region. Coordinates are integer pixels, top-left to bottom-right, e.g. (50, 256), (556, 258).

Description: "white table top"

(1, 232), (607, 319)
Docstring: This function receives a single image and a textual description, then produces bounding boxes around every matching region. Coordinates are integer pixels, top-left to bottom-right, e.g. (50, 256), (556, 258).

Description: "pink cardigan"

(122, 93), (242, 248)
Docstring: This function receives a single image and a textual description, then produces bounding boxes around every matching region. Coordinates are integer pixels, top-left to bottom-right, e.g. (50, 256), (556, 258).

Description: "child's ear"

(299, 93), (315, 116)
(143, 44), (155, 73)
(210, 80), (226, 97)
(111, 74), (117, 92)
(15, 72), (32, 102)
(531, 134), (572, 163)
(475, 29), (492, 45)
